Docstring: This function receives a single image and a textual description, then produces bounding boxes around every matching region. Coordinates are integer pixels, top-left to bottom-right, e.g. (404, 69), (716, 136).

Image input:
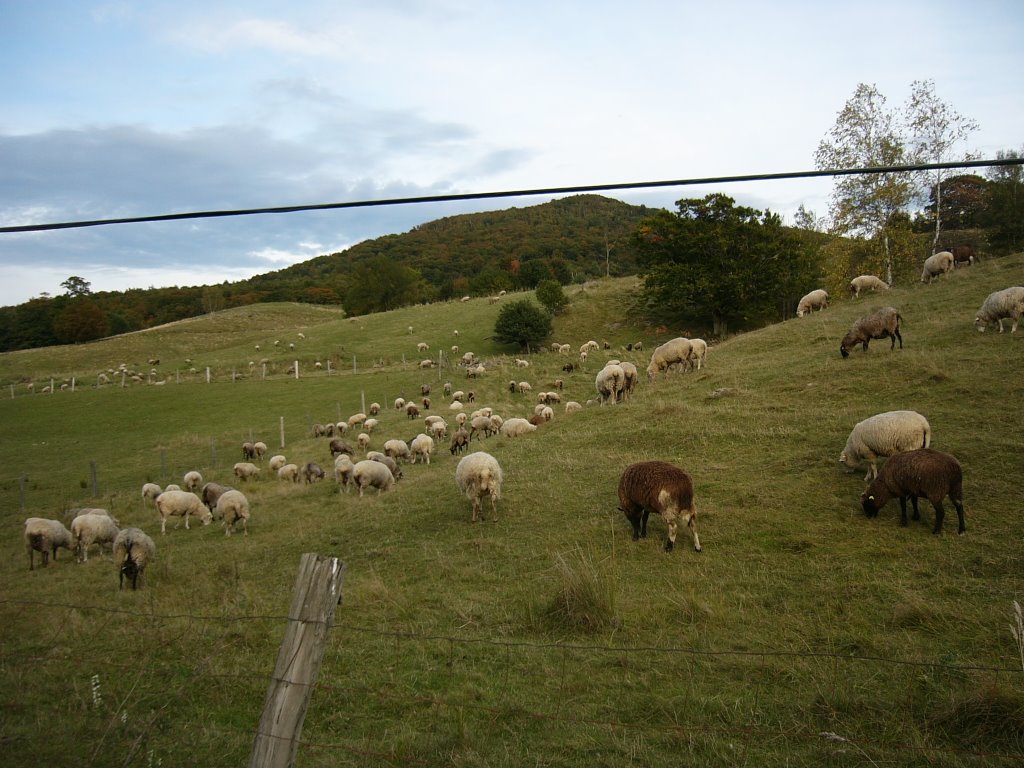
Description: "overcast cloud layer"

(0, 1), (1021, 306)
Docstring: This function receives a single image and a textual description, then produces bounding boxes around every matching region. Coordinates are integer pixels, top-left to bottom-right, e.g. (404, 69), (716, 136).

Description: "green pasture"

(1, 261), (1022, 766)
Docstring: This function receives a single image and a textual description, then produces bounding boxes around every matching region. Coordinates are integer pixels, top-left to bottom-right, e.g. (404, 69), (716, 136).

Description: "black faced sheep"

(114, 528), (156, 589)
(617, 461), (701, 553)
(840, 307), (902, 358)
(860, 448), (966, 535)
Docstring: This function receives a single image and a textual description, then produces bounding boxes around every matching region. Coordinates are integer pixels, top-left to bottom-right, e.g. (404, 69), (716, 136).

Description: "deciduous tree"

(492, 299), (552, 351)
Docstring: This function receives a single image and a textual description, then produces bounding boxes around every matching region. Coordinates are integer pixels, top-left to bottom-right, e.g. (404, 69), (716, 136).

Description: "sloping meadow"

(1, 260), (1022, 766)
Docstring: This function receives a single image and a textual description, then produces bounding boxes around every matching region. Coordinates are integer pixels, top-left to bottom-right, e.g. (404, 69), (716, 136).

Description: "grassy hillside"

(1, 258), (1022, 767)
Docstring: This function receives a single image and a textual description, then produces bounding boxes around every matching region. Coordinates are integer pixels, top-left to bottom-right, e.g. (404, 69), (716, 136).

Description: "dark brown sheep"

(201, 482), (233, 514)
(329, 439), (353, 457)
(840, 306), (903, 358)
(449, 427), (470, 456)
(951, 243), (976, 266)
(617, 461), (701, 553)
(241, 441), (257, 460)
(860, 448), (966, 535)
(303, 462), (326, 484)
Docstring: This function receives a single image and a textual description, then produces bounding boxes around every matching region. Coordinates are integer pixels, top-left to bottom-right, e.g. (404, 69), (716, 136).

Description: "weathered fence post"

(279, 417), (285, 449)
(248, 553), (345, 768)
(206, 367), (211, 384)
(293, 360), (299, 380)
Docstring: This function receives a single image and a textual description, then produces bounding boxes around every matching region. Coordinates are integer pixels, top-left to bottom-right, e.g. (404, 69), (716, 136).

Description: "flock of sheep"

(21, 247), (1018, 584)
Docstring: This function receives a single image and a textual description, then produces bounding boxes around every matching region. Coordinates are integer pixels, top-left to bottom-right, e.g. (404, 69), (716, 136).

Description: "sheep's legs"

(952, 499), (967, 535)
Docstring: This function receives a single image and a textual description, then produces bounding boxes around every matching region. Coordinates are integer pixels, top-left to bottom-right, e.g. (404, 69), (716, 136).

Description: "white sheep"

(796, 289), (830, 317)
(335, 421), (349, 435)
(253, 441), (268, 460)
(348, 412), (367, 428)
(975, 286), (1024, 333)
(369, 402), (381, 416)
(595, 363), (626, 405)
(352, 459), (396, 496)
(268, 455), (287, 471)
(216, 489), (250, 536)
(334, 454), (355, 492)
(565, 401), (583, 414)
(363, 417), (380, 433)
(686, 340), (708, 372)
(141, 483), (163, 506)
(71, 513), (120, 562)
(921, 251), (954, 283)
(383, 439), (412, 462)
(394, 397), (406, 410)
(455, 411), (468, 427)
(232, 462), (260, 482)
(839, 410), (932, 481)
(849, 275), (889, 298)
(499, 417), (537, 438)
(455, 451), (504, 522)
(114, 527), (156, 589)
(277, 463), (300, 483)
(410, 433), (435, 464)
(417, 342), (430, 352)
(154, 489), (212, 534)
(646, 337), (693, 381)
(163, 483), (182, 492)
(183, 470), (203, 492)
(515, 358), (530, 368)
(24, 518), (73, 569)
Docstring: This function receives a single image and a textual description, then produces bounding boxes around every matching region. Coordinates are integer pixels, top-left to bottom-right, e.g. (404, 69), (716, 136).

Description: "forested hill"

(0, 194), (653, 352)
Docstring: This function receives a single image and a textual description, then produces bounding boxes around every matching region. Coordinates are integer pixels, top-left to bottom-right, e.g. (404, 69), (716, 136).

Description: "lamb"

(455, 451), (503, 522)
(233, 462), (260, 481)
(114, 528), (156, 589)
(450, 427), (470, 455)
(201, 482), (233, 514)
(839, 307), (903, 358)
(595, 363), (626, 405)
(369, 453), (403, 480)
(154, 489), (212, 534)
(303, 462), (326, 483)
(141, 483), (163, 506)
(617, 460), (701, 553)
(499, 417), (537, 438)
(861, 448), (966, 535)
(70, 514), (119, 561)
(278, 463), (301, 483)
(839, 410), (932, 481)
(646, 337), (693, 381)
(24, 517), (73, 569)
(921, 250), (954, 283)
(795, 289), (830, 317)
(849, 275), (889, 298)
(215, 489), (250, 536)
(352, 459), (396, 496)
(334, 454), (355, 491)
(268, 455), (287, 471)
(183, 470), (203, 492)
(383, 439), (412, 462)
(329, 439), (354, 457)
(410, 433), (435, 464)
(974, 286), (1024, 333)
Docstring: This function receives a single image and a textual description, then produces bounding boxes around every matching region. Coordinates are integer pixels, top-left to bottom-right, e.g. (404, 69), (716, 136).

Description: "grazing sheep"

(443, 382), (453, 396)
(241, 441), (257, 460)
(348, 412), (367, 428)
(921, 251), (954, 283)
(352, 459), (396, 496)
(278, 463), (301, 483)
(334, 454), (355, 492)
(70, 514), (119, 561)
(951, 244), (976, 267)
(974, 286), (1024, 333)
(253, 441), (268, 460)
(417, 342), (430, 352)
(515, 358), (530, 368)
(369, 453), (403, 480)
(114, 528), (156, 589)
(163, 484), (182, 492)
(450, 427), (470, 455)
(849, 275), (889, 298)
(595, 363), (626, 405)
(329, 439), (354, 457)
(839, 307), (903, 358)
(383, 439), (412, 462)
(410, 433), (435, 464)
(455, 412), (468, 427)
(565, 400), (583, 414)
(394, 397), (406, 410)
(469, 414), (496, 441)
(268, 455), (287, 471)
(646, 337), (693, 381)
(233, 462), (260, 481)
(796, 289), (830, 317)
(369, 402), (381, 416)
(455, 451), (503, 522)
(422, 397), (431, 411)
(216, 489), (250, 536)
(141, 483), (162, 506)
(24, 518), (73, 570)
(686, 340), (708, 372)
(155, 490), (212, 535)
(428, 419), (448, 440)
(617, 461), (701, 553)
(183, 470), (203, 492)
(861, 448), (966, 535)
(303, 462), (326, 484)
(405, 403), (420, 419)
(499, 417), (537, 438)
(357, 433), (371, 451)
(201, 482), (234, 514)
(840, 410), (932, 481)
(419, 359), (436, 369)
(363, 417), (379, 433)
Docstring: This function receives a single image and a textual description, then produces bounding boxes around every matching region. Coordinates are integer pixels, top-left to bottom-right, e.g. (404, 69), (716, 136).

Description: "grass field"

(1, 260), (1023, 766)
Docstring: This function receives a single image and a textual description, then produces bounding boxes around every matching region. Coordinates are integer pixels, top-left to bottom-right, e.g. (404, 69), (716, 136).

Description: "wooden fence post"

(248, 553), (345, 768)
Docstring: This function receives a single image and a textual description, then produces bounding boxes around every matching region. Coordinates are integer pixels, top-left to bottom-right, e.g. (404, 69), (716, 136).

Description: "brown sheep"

(329, 439), (354, 457)
(860, 448), (966, 535)
(617, 461), (701, 553)
(449, 427), (470, 455)
(840, 307), (902, 358)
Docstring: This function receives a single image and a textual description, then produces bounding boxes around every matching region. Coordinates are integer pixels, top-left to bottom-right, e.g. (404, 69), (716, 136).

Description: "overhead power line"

(1, 157), (1020, 234)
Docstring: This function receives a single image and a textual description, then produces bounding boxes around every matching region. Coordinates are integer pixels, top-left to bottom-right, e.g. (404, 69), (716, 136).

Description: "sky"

(0, 1), (1021, 308)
